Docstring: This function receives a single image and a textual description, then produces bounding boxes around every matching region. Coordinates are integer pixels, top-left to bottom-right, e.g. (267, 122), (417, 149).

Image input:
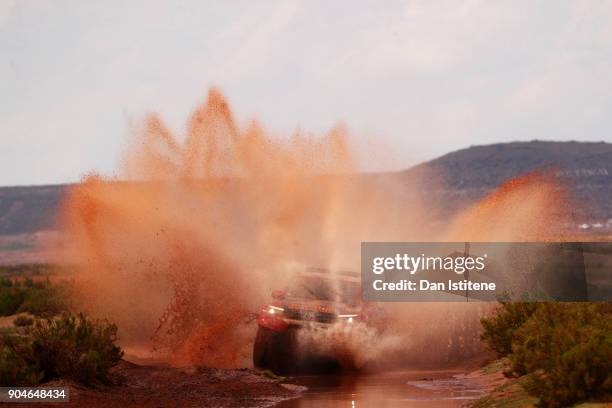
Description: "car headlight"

(267, 305), (284, 315)
(338, 314), (358, 323)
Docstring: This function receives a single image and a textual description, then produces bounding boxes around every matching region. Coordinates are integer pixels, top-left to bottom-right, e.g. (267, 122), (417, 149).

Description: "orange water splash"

(59, 88), (573, 368)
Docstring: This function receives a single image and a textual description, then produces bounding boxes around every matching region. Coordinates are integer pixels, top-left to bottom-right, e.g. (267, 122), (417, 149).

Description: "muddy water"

(277, 370), (487, 408)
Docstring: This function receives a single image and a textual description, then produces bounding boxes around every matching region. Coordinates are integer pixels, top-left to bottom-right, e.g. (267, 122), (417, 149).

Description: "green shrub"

(0, 335), (42, 386)
(509, 303), (611, 408)
(480, 301), (539, 358)
(0, 278), (13, 288)
(28, 313), (123, 385)
(0, 289), (25, 316)
(17, 285), (69, 317)
(0, 313), (123, 387)
(0, 278), (69, 318)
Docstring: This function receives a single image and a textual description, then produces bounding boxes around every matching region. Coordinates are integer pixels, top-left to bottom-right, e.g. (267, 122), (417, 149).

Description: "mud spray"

(59, 88), (571, 369)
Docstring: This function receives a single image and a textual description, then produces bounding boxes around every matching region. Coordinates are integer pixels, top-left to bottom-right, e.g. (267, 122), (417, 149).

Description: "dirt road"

(22, 361), (300, 408)
(23, 367), (493, 408)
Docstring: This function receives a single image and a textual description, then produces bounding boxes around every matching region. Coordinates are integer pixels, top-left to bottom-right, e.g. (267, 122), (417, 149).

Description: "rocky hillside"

(0, 141), (611, 236)
(402, 140), (612, 226)
(0, 185), (67, 235)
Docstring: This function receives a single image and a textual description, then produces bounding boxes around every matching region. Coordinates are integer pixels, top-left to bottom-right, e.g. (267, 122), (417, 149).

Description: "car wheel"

(253, 326), (273, 368)
(268, 327), (297, 375)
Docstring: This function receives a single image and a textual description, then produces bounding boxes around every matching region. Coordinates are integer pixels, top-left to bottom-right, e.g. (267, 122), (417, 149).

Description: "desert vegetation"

(0, 312), (123, 386)
(0, 264), (70, 317)
(0, 264), (123, 387)
(480, 301), (611, 407)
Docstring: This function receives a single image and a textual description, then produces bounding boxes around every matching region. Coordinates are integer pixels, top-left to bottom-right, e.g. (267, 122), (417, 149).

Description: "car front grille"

(284, 308), (302, 320)
(315, 311), (335, 324)
(284, 308), (336, 324)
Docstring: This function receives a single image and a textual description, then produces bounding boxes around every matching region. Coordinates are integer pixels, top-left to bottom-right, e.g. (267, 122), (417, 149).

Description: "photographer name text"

(371, 253), (496, 292)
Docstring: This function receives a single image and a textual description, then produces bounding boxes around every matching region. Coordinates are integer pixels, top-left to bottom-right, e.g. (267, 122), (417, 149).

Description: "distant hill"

(0, 185), (67, 235)
(404, 141), (612, 223)
(415, 140), (612, 189)
(0, 141), (611, 236)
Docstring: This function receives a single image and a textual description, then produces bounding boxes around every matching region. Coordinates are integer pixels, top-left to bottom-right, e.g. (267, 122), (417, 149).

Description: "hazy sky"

(1, 0), (612, 186)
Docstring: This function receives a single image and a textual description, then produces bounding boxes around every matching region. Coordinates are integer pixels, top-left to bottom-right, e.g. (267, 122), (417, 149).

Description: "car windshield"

(287, 276), (360, 306)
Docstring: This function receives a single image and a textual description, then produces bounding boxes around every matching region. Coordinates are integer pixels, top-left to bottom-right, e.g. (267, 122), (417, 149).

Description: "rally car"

(253, 267), (381, 373)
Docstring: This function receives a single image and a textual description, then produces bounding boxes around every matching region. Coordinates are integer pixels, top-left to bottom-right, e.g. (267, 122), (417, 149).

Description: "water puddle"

(277, 370), (486, 407)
